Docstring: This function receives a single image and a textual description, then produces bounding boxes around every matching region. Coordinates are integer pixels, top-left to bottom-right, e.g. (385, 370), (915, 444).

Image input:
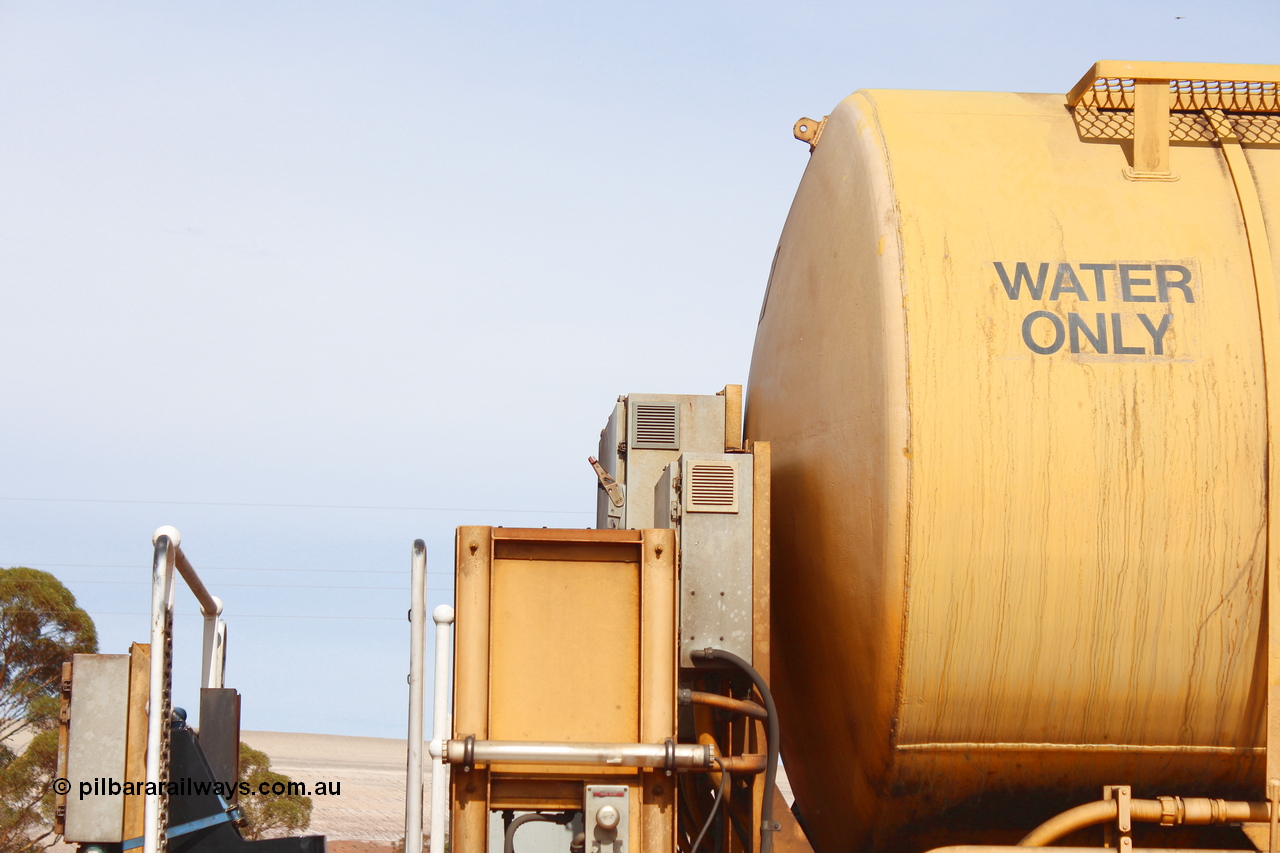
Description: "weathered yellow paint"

(746, 65), (1279, 853)
(451, 528), (678, 853)
(1067, 60), (1280, 106)
(490, 556), (641, 744)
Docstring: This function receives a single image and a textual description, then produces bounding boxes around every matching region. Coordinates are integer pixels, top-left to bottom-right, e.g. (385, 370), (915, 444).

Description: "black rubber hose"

(504, 812), (575, 853)
(690, 758), (730, 853)
(690, 648), (779, 853)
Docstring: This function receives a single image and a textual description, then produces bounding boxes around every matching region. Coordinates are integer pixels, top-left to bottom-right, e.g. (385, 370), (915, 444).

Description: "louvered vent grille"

(686, 461), (737, 513)
(631, 403), (680, 450)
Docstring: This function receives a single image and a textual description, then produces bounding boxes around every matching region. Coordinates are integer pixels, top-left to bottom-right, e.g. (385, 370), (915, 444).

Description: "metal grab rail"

(405, 541), (427, 853)
(429, 604), (453, 853)
(430, 738), (714, 770)
(406, 538), (455, 853)
(145, 526), (227, 853)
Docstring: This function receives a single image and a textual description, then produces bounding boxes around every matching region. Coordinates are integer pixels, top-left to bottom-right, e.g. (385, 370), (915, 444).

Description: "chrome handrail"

(145, 526), (226, 853)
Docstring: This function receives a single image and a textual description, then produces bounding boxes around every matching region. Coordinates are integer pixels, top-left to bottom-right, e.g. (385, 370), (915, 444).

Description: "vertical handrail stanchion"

(145, 526), (179, 853)
(210, 618), (227, 689)
(142, 525), (226, 853)
(406, 541), (428, 853)
(429, 602), (455, 853)
(200, 596), (226, 689)
(174, 547), (225, 690)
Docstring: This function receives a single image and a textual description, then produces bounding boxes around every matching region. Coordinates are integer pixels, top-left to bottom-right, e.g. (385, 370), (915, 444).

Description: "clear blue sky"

(1, 1), (1275, 738)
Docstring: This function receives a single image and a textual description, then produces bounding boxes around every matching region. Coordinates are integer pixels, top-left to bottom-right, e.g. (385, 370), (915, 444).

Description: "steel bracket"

(1103, 785), (1133, 853)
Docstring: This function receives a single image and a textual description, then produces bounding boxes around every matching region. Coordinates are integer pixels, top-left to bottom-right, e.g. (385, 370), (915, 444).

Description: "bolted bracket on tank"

(792, 116), (828, 152)
(1102, 786), (1133, 853)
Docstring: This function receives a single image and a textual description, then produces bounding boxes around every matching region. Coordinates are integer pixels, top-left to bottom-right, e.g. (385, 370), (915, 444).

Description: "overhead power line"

(5, 609), (408, 622)
(48, 579), (454, 592)
(23, 562), (451, 576)
(0, 496), (592, 515)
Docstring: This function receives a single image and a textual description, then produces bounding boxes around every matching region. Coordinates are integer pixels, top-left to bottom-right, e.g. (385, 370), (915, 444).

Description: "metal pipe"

(503, 813), (573, 853)
(1018, 801), (1119, 847)
(696, 733), (726, 789)
(145, 528), (178, 853)
(172, 536), (225, 690)
(690, 648), (780, 853)
(200, 598), (226, 690)
(174, 544), (220, 617)
(716, 754), (767, 774)
(405, 540), (427, 853)
(693, 733), (766, 777)
(685, 690), (768, 720)
(938, 848), (1254, 853)
(429, 601), (454, 853)
(1019, 798), (1272, 846)
(440, 739), (712, 769)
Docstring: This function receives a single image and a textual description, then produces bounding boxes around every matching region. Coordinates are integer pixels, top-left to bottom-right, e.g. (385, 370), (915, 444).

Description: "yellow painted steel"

(449, 528), (677, 853)
(745, 64), (1279, 853)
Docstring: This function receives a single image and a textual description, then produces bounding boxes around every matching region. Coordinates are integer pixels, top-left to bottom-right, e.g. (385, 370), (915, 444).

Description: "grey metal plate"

(678, 454), (753, 667)
(620, 394), (726, 531)
(64, 653), (131, 842)
(199, 688), (241, 798)
(487, 811), (585, 853)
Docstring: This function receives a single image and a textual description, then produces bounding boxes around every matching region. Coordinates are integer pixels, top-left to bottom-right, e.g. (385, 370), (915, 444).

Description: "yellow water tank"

(744, 62), (1280, 853)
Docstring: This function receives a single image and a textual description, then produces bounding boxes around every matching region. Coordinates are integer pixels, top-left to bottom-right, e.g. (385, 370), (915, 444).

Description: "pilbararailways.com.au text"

(56, 777), (342, 799)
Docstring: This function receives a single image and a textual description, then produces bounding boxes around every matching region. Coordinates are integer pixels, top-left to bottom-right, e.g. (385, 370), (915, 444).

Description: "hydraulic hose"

(1018, 800), (1124, 846)
(690, 757), (730, 853)
(683, 689), (769, 720)
(504, 812), (575, 853)
(1018, 797), (1271, 846)
(690, 648), (779, 853)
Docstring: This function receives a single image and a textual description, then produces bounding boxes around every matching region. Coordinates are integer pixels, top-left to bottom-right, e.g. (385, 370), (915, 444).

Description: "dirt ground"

(242, 730), (438, 845)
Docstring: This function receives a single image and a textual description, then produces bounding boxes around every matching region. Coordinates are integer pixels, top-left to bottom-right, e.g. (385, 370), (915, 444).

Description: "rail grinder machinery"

(423, 59), (1280, 853)
(52, 56), (1280, 853)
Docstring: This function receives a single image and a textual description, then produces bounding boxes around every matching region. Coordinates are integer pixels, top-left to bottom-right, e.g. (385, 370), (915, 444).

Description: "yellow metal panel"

(746, 70), (1279, 853)
(489, 556), (641, 743)
(639, 529), (677, 853)
(451, 526), (492, 853)
(455, 526), (493, 741)
(639, 528), (676, 744)
(749, 440), (772, 850)
(54, 661), (71, 836)
(122, 643), (149, 839)
(722, 385), (744, 451)
(882, 87), (1266, 749)
(1204, 112), (1280, 792)
(451, 526), (675, 853)
(746, 87), (913, 853)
